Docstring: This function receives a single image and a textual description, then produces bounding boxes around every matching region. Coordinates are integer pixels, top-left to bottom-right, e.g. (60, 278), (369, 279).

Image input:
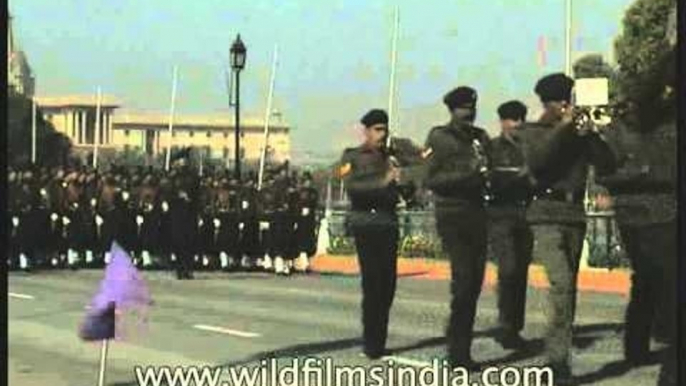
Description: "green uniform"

(487, 133), (534, 339)
(600, 119), (677, 367)
(513, 114), (617, 371)
(340, 143), (399, 358)
(424, 119), (491, 366)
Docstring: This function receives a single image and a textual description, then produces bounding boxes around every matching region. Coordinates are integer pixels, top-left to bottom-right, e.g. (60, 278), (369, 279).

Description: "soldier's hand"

(385, 166), (401, 184)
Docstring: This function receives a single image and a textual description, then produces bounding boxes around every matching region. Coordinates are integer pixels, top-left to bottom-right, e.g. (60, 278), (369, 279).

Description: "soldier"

(95, 176), (122, 265)
(423, 87), (491, 370)
(294, 171), (319, 273)
(158, 174), (175, 270)
(238, 179), (260, 270)
(339, 109), (400, 359)
(257, 178), (278, 272)
(138, 174), (162, 269)
(213, 177), (240, 271)
(197, 176), (217, 270)
(62, 171), (85, 269)
(600, 29), (677, 382)
(488, 100), (535, 349)
(513, 73), (617, 384)
(168, 153), (199, 280)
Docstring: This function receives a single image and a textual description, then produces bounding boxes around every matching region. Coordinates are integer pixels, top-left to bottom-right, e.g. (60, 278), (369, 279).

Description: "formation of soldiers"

(7, 156), (320, 278)
(340, 68), (676, 385)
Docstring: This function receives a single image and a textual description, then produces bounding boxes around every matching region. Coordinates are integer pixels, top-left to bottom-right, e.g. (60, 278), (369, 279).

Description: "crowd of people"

(7, 154), (320, 278)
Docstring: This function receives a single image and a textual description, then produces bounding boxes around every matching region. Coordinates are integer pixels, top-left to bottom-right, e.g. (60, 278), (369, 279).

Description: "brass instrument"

(471, 138), (493, 203)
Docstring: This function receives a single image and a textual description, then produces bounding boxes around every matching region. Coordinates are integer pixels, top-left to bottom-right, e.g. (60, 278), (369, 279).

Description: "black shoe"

(542, 362), (575, 386)
(363, 349), (391, 360)
(448, 358), (481, 372)
(495, 331), (529, 350)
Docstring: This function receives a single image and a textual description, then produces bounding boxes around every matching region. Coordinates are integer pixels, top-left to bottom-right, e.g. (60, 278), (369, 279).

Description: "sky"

(10, 0), (634, 164)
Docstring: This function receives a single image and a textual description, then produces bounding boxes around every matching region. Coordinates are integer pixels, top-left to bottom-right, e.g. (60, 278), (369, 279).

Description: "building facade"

(36, 96), (291, 165)
(8, 15), (35, 97)
(112, 112), (291, 164)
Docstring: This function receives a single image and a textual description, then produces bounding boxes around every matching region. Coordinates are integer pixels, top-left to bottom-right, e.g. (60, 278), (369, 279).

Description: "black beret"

(443, 86), (477, 110)
(497, 100), (528, 121)
(535, 73), (574, 103)
(360, 109), (388, 128)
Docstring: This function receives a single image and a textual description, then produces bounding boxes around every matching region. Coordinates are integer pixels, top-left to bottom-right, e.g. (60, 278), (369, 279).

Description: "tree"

(613, 0), (676, 128)
(7, 88), (72, 167)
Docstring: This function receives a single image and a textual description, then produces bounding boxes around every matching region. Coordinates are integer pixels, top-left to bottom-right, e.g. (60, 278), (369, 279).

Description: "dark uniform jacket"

(340, 144), (398, 213)
(513, 113), (617, 224)
(424, 120), (491, 206)
(488, 132), (535, 218)
(599, 120), (677, 226)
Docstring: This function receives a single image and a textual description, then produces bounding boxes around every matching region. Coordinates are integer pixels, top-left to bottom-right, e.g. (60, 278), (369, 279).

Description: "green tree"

(613, 0), (676, 128)
(7, 88), (72, 167)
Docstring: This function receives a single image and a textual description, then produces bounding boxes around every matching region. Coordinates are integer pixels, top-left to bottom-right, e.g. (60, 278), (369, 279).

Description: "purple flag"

(79, 242), (152, 341)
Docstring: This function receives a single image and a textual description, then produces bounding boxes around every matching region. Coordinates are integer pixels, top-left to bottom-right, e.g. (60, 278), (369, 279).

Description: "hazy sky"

(10, 0), (633, 163)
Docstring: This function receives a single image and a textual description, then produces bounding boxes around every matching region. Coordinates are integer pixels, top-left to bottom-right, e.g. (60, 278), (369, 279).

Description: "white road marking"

(382, 355), (433, 367)
(8, 292), (35, 300)
(192, 324), (261, 338)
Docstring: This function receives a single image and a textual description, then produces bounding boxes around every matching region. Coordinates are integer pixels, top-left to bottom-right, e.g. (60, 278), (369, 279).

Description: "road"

(8, 269), (664, 386)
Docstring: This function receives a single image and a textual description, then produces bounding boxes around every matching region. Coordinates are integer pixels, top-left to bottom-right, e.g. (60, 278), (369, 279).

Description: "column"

(80, 110), (87, 144)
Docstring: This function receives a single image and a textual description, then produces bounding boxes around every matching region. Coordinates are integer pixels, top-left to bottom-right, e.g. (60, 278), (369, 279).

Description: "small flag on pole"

(537, 35), (547, 68)
(79, 241), (152, 341)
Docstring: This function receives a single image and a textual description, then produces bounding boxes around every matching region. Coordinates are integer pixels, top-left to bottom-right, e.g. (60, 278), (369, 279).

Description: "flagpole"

(386, 6), (400, 148)
(97, 339), (110, 386)
(31, 97), (37, 164)
(165, 66), (179, 172)
(93, 87), (102, 169)
(257, 45), (279, 191)
(564, 0), (573, 76)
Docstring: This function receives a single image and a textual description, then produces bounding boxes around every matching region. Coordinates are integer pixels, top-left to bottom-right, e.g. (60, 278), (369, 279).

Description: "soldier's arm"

(423, 130), (482, 195)
(585, 130), (617, 176)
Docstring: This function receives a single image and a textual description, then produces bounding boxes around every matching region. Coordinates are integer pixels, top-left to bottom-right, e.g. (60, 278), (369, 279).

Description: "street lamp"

(230, 34), (247, 179)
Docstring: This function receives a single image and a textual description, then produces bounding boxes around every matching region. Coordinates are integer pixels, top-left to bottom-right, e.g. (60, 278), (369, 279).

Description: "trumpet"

(471, 138), (493, 203)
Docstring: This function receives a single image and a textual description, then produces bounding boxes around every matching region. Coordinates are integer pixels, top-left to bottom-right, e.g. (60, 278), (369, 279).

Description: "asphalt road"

(8, 269), (665, 386)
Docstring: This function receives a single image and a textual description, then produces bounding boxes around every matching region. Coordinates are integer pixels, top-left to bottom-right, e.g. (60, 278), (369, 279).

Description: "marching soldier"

(600, 24), (677, 384)
(339, 109), (400, 359)
(294, 171), (319, 273)
(169, 153), (199, 280)
(158, 175), (175, 270)
(257, 179), (278, 272)
(513, 73), (617, 384)
(62, 171), (84, 269)
(423, 87), (491, 370)
(488, 100), (535, 349)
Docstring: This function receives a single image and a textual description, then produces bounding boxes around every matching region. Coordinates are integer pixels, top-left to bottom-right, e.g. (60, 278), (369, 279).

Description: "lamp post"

(230, 34), (247, 180)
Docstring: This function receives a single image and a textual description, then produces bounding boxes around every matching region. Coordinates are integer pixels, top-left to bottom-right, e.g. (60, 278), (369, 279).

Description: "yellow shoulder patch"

(338, 163), (352, 177)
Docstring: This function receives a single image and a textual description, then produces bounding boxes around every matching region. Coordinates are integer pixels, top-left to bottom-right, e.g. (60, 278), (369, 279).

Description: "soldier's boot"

(104, 252), (112, 265)
(274, 256), (285, 275)
(51, 255), (60, 268)
(67, 249), (80, 270)
(283, 260), (292, 276)
(263, 255), (274, 271)
(240, 255), (252, 270)
(85, 250), (94, 266)
(255, 256), (265, 270)
(19, 253), (30, 272)
(295, 252), (310, 273)
(142, 250), (153, 269)
(202, 255), (210, 270)
(219, 252), (229, 270)
(194, 254), (201, 269)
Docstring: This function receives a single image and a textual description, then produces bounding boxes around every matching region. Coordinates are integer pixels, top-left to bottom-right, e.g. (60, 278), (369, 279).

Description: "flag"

(79, 242), (152, 341)
(537, 35), (547, 68)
